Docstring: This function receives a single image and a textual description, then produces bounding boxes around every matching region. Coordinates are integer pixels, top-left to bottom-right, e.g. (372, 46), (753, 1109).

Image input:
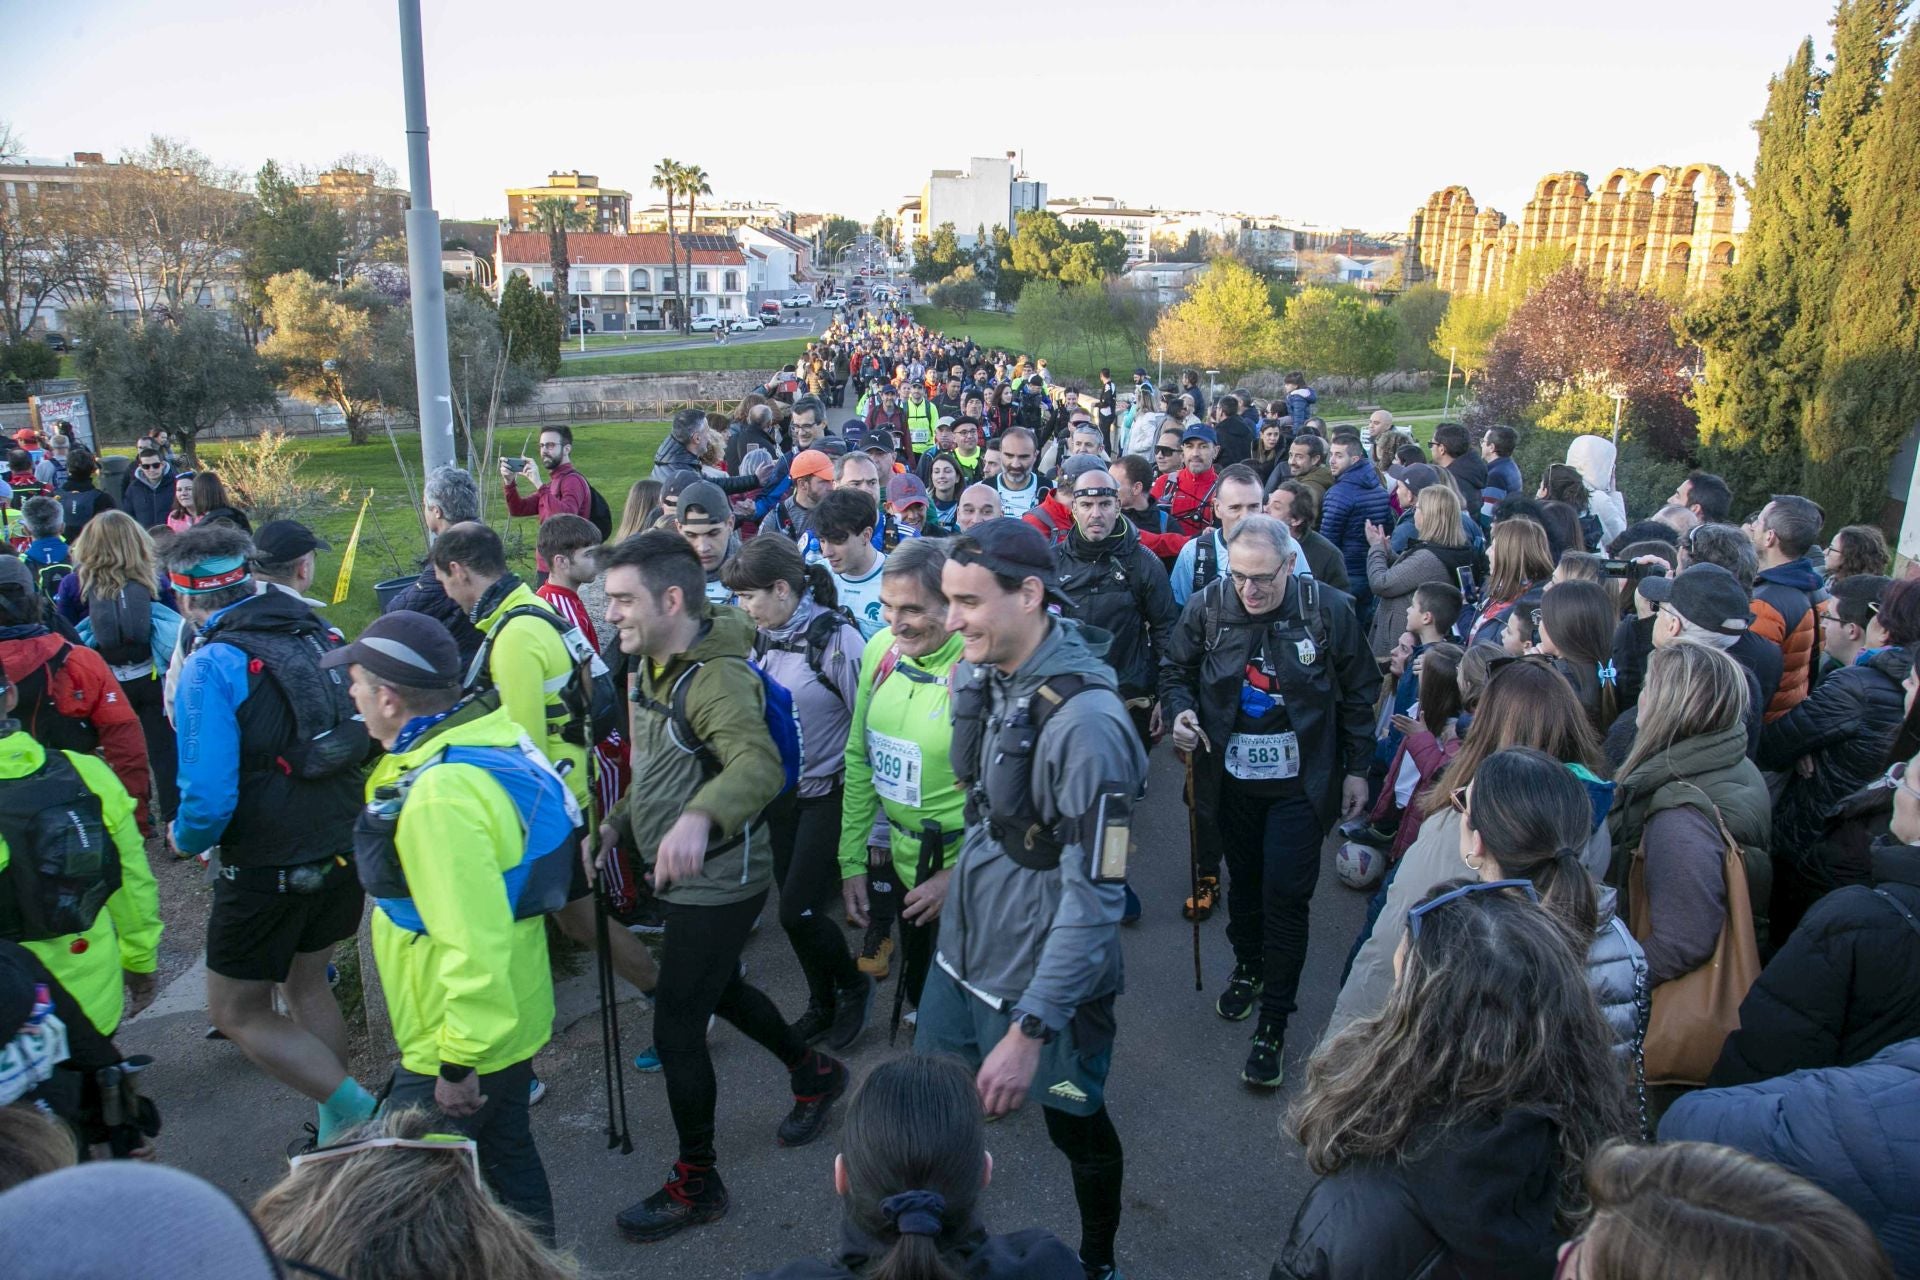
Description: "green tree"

(819, 216), (860, 264)
(529, 195), (587, 344)
(497, 271), (561, 378)
(929, 265), (985, 318)
(73, 305), (276, 465)
(1275, 288), (1399, 391)
(0, 339), (60, 382)
(260, 270), (389, 444)
(1148, 259), (1282, 379)
(911, 223), (964, 286)
(1432, 244), (1573, 384)
(871, 213), (896, 256)
(239, 160), (345, 338)
(1392, 284), (1451, 372)
(651, 159), (685, 331)
(1016, 280), (1070, 360)
(1000, 210), (1126, 301)
(371, 289), (534, 458)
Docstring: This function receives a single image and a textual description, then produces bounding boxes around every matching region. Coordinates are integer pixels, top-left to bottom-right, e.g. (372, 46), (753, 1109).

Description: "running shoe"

(1215, 962), (1263, 1022)
(528, 1077), (547, 1106)
(1183, 875), (1220, 922)
(826, 975), (873, 1051)
(1243, 1023), (1285, 1089)
(789, 1001), (833, 1046)
(777, 1054), (848, 1147)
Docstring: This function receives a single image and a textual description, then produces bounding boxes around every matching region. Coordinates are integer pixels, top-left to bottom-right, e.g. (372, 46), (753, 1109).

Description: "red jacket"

(0, 631), (149, 827)
(1154, 467), (1218, 538)
(1022, 491), (1075, 544)
(503, 462), (592, 571)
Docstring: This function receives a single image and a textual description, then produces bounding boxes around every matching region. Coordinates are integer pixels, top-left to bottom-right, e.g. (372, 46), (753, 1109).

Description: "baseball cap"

(1638, 563), (1752, 635)
(790, 449), (835, 482)
(11, 428), (40, 446)
(864, 429), (898, 456)
(951, 517), (1069, 606)
(936, 414), (955, 429)
(660, 469), (701, 499)
(1133, 367), (1148, 377)
(1180, 424), (1218, 445)
(1059, 454), (1108, 484)
(885, 473), (929, 510)
(252, 519), (331, 562)
(1390, 463), (1444, 496)
(319, 610), (462, 688)
(676, 480), (731, 529)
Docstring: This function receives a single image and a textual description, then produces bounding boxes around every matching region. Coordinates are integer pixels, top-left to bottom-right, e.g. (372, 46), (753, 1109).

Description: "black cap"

(1638, 563), (1752, 635)
(319, 610), (463, 689)
(252, 519), (331, 561)
(864, 429), (898, 455)
(953, 517), (1069, 606)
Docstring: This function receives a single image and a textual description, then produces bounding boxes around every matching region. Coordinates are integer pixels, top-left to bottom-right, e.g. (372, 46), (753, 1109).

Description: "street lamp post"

(1206, 369), (1220, 402)
(1442, 346), (1457, 419)
(1156, 345), (1164, 387)
(336, 255), (347, 289)
(578, 294), (588, 353)
(395, 0), (456, 477)
(1609, 391), (1628, 448)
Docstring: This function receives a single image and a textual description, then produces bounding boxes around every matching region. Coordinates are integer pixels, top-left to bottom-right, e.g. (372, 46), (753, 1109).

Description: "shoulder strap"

(1027, 674), (1095, 736)
(1873, 889), (1920, 941)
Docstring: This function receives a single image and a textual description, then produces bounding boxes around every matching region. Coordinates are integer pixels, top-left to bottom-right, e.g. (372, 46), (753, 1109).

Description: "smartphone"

(1088, 789), (1132, 884)
(504, 456), (531, 474)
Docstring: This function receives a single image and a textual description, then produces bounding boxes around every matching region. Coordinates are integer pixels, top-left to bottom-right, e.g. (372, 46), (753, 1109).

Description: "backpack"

(1200, 573), (1329, 660)
(1192, 533), (1221, 596)
(950, 671), (1101, 869)
(11, 644), (100, 756)
(0, 748), (120, 943)
(635, 656), (804, 798)
(754, 607), (858, 705)
(88, 584), (154, 668)
(585, 484), (613, 541)
(206, 614), (369, 780)
(58, 488), (103, 534)
(473, 605), (619, 746)
(28, 556), (71, 604)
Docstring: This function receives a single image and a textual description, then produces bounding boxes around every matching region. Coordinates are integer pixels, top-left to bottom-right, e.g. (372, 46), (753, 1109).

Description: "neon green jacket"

(475, 581), (590, 811)
(0, 729), (161, 1036)
(838, 628), (967, 889)
(367, 700), (555, 1076)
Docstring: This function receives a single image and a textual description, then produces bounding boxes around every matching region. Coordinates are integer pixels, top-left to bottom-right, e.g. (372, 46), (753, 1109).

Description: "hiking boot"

(789, 1001), (834, 1046)
(1337, 817), (1393, 848)
(777, 1053), (849, 1147)
(1215, 963), (1263, 1022)
(1242, 1023), (1285, 1089)
(857, 932), (894, 979)
(1121, 883), (1142, 925)
(1183, 876), (1220, 922)
(826, 976), (873, 1052)
(615, 1162), (729, 1243)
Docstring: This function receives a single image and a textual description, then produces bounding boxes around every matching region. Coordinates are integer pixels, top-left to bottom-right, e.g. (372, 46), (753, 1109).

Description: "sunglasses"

(1154, 445), (1177, 455)
(288, 1133), (480, 1179)
(1879, 759), (1920, 803)
(1407, 879), (1540, 939)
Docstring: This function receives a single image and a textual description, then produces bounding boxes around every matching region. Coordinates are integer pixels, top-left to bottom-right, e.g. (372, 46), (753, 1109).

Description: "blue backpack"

(637, 655), (804, 797)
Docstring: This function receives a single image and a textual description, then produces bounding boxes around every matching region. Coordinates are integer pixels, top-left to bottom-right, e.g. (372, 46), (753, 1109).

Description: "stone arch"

(1625, 241), (1649, 288)
(1603, 168), (1638, 194)
(1638, 166), (1674, 197)
(1702, 239), (1737, 289)
(602, 268), (626, 292)
(1666, 240), (1692, 287)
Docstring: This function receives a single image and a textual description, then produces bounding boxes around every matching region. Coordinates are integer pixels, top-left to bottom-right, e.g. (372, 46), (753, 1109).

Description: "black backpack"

(754, 607), (858, 704)
(208, 616), (370, 780)
(58, 488), (104, 535)
(0, 748), (120, 943)
(473, 606), (619, 746)
(12, 644), (101, 756)
(29, 556), (71, 604)
(1191, 533), (1221, 596)
(586, 485), (613, 541)
(88, 583), (154, 667)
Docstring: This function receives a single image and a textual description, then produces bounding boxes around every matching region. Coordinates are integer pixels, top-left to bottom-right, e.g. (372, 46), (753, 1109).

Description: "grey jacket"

(934, 619), (1148, 1035)
(1591, 888), (1651, 1067)
(753, 596), (863, 798)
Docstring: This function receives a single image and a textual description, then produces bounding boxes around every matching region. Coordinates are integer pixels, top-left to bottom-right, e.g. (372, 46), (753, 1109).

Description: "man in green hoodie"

(599, 530), (850, 1244)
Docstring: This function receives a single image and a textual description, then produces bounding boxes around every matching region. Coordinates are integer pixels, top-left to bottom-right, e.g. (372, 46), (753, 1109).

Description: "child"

(1375, 644), (1466, 860)
(18, 496), (70, 599)
(1354, 583), (1467, 843)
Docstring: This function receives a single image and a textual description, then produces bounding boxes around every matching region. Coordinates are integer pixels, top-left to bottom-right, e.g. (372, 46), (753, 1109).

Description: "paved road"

(561, 316), (824, 362)
(117, 745), (1366, 1279)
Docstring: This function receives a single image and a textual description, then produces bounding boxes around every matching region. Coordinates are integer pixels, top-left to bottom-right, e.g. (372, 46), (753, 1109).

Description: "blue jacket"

(1318, 462), (1392, 596)
(1661, 1037), (1920, 1279)
(1285, 386), (1316, 428)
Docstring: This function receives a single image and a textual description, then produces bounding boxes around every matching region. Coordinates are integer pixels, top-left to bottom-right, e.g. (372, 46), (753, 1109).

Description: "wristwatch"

(438, 1063), (474, 1083)
(1013, 1011), (1055, 1044)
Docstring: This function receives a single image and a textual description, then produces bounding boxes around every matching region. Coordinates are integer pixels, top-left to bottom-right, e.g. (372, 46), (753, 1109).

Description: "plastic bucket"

(372, 576), (415, 611)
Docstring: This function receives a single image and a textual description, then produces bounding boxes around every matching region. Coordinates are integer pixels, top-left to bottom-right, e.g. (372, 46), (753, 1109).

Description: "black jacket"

(1053, 519), (1176, 700)
(1761, 647), (1913, 863)
(1443, 452), (1488, 522)
(1215, 416), (1255, 469)
(1712, 837), (1920, 1087)
(1298, 530), (1350, 591)
(726, 420), (780, 474)
(120, 470), (177, 530)
(748, 1217), (1084, 1280)
(1159, 574), (1379, 831)
(1273, 1109), (1564, 1280)
(383, 563), (486, 666)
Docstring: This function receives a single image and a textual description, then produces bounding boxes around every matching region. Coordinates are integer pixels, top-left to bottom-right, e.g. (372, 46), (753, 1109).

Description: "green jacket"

(367, 700), (555, 1076)
(474, 580), (589, 810)
(613, 604), (784, 906)
(0, 729), (161, 1037)
(839, 628), (967, 889)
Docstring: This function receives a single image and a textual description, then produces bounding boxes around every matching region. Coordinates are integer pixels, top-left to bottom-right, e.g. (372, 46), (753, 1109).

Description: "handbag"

(1627, 787), (1762, 1087)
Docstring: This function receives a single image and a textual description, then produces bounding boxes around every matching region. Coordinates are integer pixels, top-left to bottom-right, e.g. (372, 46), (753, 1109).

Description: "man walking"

(920, 518), (1148, 1280)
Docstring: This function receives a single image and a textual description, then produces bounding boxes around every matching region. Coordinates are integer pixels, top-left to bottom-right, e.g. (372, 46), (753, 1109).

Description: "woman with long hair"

(1536, 499), (1587, 560)
(1539, 579), (1622, 734)
(1540, 462), (1604, 551)
(1327, 658), (1612, 1037)
(1467, 518), (1554, 648)
(985, 383), (1015, 437)
(719, 537), (872, 1050)
(166, 472), (197, 534)
(1275, 881), (1633, 1279)
(189, 471), (250, 533)
(750, 1055), (1083, 1280)
(1364, 484), (1479, 657)
(1251, 417), (1292, 487)
(616, 478), (664, 540)
(923, 453), (962, 528)
(254, 1109), (579, 1280)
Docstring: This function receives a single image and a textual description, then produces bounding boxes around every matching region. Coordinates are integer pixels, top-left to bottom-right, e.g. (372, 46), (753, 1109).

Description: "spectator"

(189, 472), (250, 533)
(1319, 436), (1393, 615)
(1653, 503), (1700, 540)
(653, 406), (709, 475)
(1762, 575), (1917, 939)
(0, 1162), (290, 1279)
(1285, 433), (1333, 507)
(1267, 480), (1350, 590)
(1826, 523), (1891, 586)
(954, 483), (1002, 532)
(1280, 372), (1313, 427)
(614, 477), (665, 539)
(500, 426), (592, 579)
(748, 1055), (1083, 1280)
(165, 471), (197, 534)
(0, 1105), (75, 1194)
(251, 520), (332, 612)
(728, 401), (781, 474)
(1610, 562), (1772, 762)
(1478, 425), (1522, 524)
(382, 465), (487, 665)
(1181, 369), (1209, 420)
(1276, 881), (1631, 1279)
(1535, 499), (1588, 560)
(1250, 416), (1291, 488)
(1680, 519), (1759, 583)
(1539, 580), (1623, 736)
(32, 434), (68, 492)
(1210, 393), (1253, 468)
(1709, 743), (1920, 1087)
(1466, 518), (1553, 649)
(1429, 423), (1485, 521)
(1747, 495), (1826, 719)
(1566, 435), (1629, 548)
(119, 448), (177, 530)
(1562, 1140), (1896, 1280)
(255, 1109), (577, 1278)
(1364, 484), (1478, 658)
(1668, 469), (1734, 525)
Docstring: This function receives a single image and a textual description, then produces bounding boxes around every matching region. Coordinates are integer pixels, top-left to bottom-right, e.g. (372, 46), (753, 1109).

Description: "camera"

(1603, 558), (1667, 583)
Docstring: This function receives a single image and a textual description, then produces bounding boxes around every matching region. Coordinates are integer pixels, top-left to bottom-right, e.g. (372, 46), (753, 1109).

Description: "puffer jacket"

(1318, 462), (1393, 598)
(1053, 518), (1177, 700)
(1712, 837), (1920, 1088)
(1750, 556), (1824, 720)
(1364, 539), (1481, 657)
(1660, 1037), (1920, 1280)
(1590, 888), (1650, 1069)
(751, 596), (862, 799)
(384, 562), (485, 666)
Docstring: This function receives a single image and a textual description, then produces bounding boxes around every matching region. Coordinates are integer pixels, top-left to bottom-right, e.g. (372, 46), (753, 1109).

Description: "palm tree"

(677, 163), (713, 324)
(531, 196), (588, 342)
(651, 158), (684, 332)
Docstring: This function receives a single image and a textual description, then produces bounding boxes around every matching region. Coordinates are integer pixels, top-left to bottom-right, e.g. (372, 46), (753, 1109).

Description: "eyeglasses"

(1154, 446), (1177, 455)
(1228, 568), (1285, 589)
(1407, 879), (1541, 939)
(288, 1133), (480, 1179)
(139, 462), (166, 471)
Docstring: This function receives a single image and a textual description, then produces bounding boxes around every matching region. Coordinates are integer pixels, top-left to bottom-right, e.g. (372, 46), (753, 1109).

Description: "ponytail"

(839, 1058), (986, 1280)
(1533, 846), (1599, 941)
(802, 561), (839, 611)
(1463, 747), (1600, 941)
(869, 1190), (964, 1280)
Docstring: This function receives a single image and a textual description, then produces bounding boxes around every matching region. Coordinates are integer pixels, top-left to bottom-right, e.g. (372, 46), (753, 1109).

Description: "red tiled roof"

(496, 231), (745, 266)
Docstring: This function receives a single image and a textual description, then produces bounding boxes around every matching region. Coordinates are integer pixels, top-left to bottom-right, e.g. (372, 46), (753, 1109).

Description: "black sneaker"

(285, 1121), (318, 1160)
(826, 975), (873, 1051)
(1215, 963), (1263, 1022)
(789, 1002), (833, 1046)
(1242, 1024), (1285, 1089)
(615, 1162), (729, 1243)
(1337, 817), (1393, 848)
(777, 1053), (849, 1147)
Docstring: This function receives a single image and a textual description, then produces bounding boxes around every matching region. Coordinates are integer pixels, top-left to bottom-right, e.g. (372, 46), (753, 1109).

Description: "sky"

(2, 0), (1842, 233)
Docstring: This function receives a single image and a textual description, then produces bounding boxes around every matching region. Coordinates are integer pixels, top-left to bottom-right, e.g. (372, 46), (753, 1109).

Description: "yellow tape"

(331, 490), (372, 605)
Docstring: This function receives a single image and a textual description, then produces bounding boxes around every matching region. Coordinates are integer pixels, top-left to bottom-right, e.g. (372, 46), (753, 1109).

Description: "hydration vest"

(0, 749), (120, 943)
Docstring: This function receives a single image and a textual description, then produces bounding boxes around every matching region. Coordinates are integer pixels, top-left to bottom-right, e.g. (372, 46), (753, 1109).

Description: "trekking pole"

(594, 879), (634, 1153)
(1183, 749), (1202, 992)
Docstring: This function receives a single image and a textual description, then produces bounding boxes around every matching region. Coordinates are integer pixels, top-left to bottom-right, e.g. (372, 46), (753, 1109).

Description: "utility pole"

(397, 0), (456, 477)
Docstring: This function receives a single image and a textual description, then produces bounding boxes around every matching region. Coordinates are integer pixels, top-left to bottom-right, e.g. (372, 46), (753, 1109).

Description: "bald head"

(1369, 409), (1393, 435)
(956, 483), (1002, 531)
(1071, 468), (1122, 542)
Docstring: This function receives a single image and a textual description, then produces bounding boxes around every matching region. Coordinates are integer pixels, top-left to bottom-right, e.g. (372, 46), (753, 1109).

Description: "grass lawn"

(175, 421), (667, 637)
(573, 331), (682, 349)
(556, 338), (813, 377)
(911, 306), (1143, 385)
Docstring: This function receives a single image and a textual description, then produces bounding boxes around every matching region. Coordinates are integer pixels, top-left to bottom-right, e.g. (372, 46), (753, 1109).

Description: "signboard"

(27, 391), (97, 452)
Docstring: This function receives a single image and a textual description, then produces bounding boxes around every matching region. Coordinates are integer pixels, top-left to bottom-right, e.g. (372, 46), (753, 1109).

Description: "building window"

(539, 280), (553, 293)
(695, 271), (710, 293)
(723, 271), (740, 292)
(631, 269), (650, 291)
(662, 273), (676, 291)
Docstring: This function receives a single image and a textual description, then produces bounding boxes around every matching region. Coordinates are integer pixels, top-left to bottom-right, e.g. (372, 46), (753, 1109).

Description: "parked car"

(566, 318), (597, 335)
(783, 293), (813, 309)
(759, 312), (782, 326)
(759, 301), (783, 317)
(689, 315), (724, 332)
(40, 333), (68, 352)
(728, 316), (766, 332)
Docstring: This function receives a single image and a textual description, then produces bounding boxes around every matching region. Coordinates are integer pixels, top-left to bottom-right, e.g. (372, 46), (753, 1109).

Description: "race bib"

(867, 729), (923, 807)
(1224, 731), (1300, 781)
(909, 422), (931, 446)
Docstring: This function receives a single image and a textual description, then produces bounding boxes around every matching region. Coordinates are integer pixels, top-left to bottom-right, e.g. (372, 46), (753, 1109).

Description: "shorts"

(914, 964), (1115, 1117)
(206, 860), (364, 982)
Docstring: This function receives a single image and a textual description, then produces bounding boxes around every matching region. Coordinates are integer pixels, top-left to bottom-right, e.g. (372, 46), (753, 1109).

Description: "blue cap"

(1180, 424), (1218, 445)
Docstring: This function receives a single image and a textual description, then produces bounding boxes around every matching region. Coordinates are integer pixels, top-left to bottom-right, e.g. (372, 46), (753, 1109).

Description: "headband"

(1072, 486), (1119, 500)
(168, 554), (252, 595)
(879, 1189), (945, 1237)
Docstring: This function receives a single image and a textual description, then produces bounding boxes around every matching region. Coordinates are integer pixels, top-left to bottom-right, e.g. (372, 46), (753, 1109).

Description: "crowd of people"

(1, 306), (1916, 1280)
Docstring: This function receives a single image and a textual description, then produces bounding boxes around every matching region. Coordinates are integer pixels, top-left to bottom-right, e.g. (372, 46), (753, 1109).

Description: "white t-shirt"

(830, 554), (889, 639)
(995, 474), (1042, 519)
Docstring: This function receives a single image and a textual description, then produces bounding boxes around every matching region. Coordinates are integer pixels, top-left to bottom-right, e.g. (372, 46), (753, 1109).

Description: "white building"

(920, 154), (1048, 248)
(1051, 206), (1167, 263)
(736, 224), (813, 294)
(495, 231), (749, 330)
(1123, 262), (1207, 306)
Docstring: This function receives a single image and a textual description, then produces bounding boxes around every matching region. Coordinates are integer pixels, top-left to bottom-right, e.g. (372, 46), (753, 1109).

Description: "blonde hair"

(1487, 519), (1553, 602)
(1618, 640), (1748, 781)
(70, 509), (161, 597)
(0, 1105), (78, 1192)
(1413, 484), (1466, 548)
(254, 1108), (578, 1280)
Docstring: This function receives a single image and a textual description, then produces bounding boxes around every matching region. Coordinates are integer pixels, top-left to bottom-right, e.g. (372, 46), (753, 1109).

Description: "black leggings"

(1043, 1104), (1124, 1269)
(655, 891), (811, 1166)
(768, 787), (859, 1010)
(124, 673), (177, 826)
